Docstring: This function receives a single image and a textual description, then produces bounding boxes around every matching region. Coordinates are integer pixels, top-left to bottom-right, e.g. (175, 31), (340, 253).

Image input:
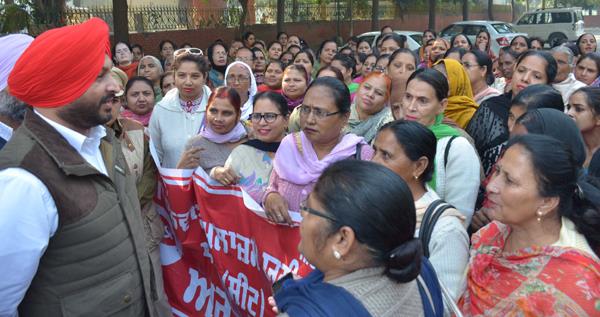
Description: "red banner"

(155, 166), (312, 317)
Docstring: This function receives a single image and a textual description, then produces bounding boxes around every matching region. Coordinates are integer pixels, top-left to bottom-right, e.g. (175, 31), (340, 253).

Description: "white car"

(514, 7), (585, 47)
(355, 31), (422, 52)
(440, 21), (528, 55)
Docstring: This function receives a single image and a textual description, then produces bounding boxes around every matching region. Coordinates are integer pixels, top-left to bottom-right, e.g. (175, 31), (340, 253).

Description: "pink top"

(264, 144), (374, 212)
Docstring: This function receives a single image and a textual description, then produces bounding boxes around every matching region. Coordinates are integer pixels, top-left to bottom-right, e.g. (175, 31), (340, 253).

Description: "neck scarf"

(437, 59), (479, 129)
(427, 114), (461, 190)
(0, 34), (34, 91)
(473, 86), (501, 105)
(118, 62), (139, 80)
(283, 93), (304, 111)
(224, 61), (258, 120)
(274, 269), (372, 317)
(243, 139), (281, 153)
(346, 103), (392, 144)
(8, 18), (111, 108)
(459, 220), (600, 316)
(199, 120), (246, 144)
(120, 109), (152, 126)
(274, 132), (366, 185)
(429, 114), (461, 140)
(591, 76), (600, 88)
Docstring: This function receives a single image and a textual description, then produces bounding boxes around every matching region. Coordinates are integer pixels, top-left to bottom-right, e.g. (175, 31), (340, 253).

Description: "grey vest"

(0, 110), (159, 316)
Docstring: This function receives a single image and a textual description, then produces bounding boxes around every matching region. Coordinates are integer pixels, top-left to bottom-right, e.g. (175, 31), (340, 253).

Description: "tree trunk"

(526, 0), (529, 12)
(462, 0), (469, 21)
(238, 0), (248, 35)
(511, 0), (515, 22)
(347, 0), (353, 36)
(112, 0), (129, 44)
(5, 0), (14, 4)
(276, 0), (284, 33)
(292, 0), (298, 22)
(371, 0), (379, 31)
(428, 0), (435, 30)
(487, 0), (494, 21)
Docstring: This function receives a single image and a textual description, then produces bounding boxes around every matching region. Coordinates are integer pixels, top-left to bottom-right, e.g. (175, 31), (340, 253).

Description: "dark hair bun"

(385, 238), (422, 283)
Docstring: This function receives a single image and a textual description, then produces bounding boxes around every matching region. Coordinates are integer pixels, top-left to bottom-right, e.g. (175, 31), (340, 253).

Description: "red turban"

(8, 18), (112, 108)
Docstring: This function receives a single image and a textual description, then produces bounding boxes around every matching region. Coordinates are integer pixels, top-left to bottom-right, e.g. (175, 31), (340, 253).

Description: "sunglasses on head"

(174, 47), (204, 57)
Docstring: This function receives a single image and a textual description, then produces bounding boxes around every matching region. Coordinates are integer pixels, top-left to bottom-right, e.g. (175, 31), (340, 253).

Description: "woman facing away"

(272, 160), (424, 316)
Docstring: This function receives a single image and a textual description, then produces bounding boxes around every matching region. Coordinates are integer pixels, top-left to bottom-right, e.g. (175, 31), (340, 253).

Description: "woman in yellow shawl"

(433, 58), (479, 128)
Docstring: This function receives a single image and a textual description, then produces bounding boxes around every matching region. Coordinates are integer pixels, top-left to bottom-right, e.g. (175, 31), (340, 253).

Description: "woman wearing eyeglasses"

(271, 160), (424, 316)
(208, 92), (289, 203)
(263, 77), (373, 224)
(462, 50), (500, 105)
(224, 61), (258, 120)
(176, 86), (247, 173)
(149, 48), (212, 168)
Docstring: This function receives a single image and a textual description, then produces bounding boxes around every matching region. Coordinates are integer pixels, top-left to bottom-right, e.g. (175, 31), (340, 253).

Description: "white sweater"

(148, 86), (212, 168)
(434, 135), (481, 226)
(415, 189), (469, 305)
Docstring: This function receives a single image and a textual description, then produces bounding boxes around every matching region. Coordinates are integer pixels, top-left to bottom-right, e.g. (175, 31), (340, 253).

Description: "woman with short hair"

(207, 41), (228, 88)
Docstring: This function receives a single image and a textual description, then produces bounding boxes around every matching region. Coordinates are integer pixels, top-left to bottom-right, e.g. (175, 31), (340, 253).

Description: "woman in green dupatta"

(344, 72), (394, 144)
(399, 68), (481, 226)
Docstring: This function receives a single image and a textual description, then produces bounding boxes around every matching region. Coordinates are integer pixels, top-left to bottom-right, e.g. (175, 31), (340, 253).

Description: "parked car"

(439, 20), (527, 55)
(355, 31), (422, 52)
(514, 7), (584, 47)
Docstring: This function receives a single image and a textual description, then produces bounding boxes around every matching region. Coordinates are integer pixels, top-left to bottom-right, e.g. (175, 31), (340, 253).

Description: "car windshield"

(410, 34), (423, 45)
(492, 23), (517, 34)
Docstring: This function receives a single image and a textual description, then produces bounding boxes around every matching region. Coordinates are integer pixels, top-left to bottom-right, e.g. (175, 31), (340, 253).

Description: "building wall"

(126, 12), (513, 56)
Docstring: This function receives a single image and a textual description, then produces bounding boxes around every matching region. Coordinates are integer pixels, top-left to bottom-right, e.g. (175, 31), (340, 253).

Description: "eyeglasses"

(226, 75), (250, 83)
(374, 65), (387, 73)
(174, 47), (204, 57)
(250, 112), (282, 123)
(300, 201), (338, 223)
(298, 105), (341, 120)
(236, 56), (254, 63)
(462, 62), (481, 69)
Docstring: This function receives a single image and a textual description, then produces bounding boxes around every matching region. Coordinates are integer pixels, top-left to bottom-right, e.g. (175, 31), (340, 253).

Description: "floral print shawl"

(459, 220), (600, 316)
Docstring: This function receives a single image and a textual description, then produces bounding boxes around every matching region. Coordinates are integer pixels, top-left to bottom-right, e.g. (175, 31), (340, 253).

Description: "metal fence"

(61, 3), (403, 33)
(60, 2), (508, 33)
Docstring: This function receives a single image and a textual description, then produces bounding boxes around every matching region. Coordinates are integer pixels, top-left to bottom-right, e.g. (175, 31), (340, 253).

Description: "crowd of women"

(109, 27), (600, 316)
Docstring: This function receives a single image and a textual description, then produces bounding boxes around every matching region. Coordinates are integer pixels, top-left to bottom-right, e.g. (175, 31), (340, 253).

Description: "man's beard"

(0, 89), (27, 123)
(57, 95), (114, 131)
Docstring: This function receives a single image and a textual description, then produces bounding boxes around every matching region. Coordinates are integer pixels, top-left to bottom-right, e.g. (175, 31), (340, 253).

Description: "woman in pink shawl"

(263, 77), (374, 224)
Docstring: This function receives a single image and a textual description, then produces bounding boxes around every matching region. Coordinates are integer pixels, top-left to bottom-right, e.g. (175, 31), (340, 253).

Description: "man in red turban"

(0, 18), (167, 316)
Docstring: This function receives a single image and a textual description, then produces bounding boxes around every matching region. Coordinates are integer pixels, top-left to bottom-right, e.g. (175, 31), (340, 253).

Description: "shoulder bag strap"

(443, 136), (458, 169)
(419, 199), (454, 258)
